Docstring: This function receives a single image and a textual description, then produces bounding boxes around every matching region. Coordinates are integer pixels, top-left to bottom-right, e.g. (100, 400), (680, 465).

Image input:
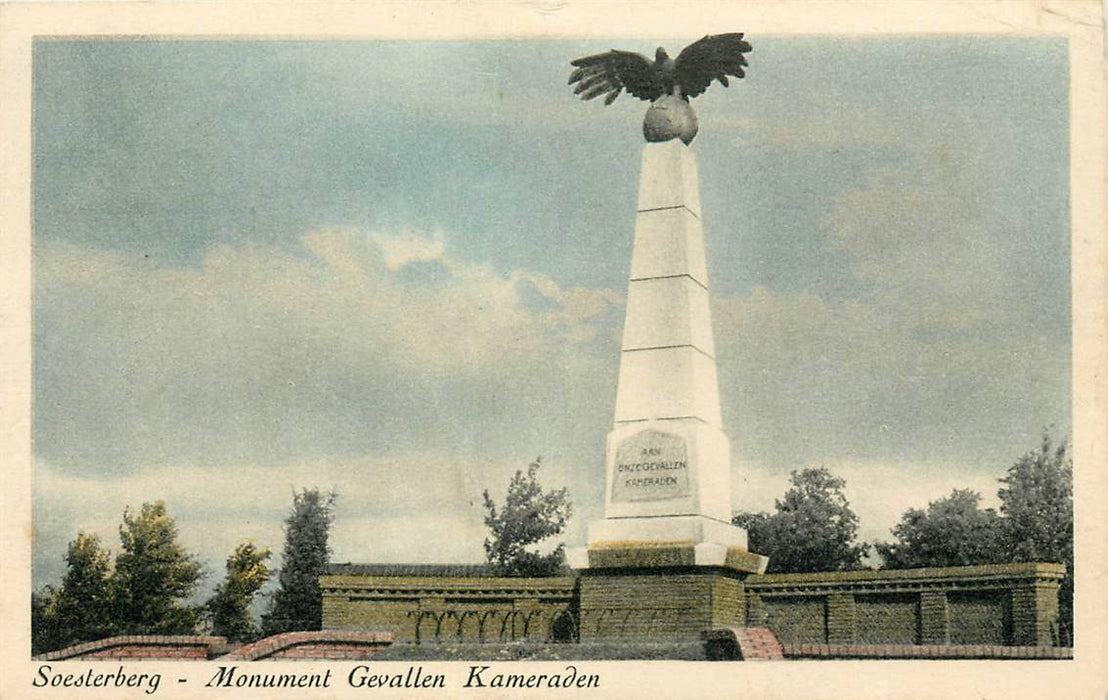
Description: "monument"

(566, 139), (768, 572)
(315, 37), (1068, 653)
(564, 34), (768, 639)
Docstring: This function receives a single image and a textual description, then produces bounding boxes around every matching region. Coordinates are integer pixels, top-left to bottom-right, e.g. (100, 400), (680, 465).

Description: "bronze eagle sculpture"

(568, 33), (752, 145)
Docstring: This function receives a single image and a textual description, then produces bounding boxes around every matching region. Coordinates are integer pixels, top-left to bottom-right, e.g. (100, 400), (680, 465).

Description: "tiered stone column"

(568, 140), (766, 640)
(568, 140), (766, 568)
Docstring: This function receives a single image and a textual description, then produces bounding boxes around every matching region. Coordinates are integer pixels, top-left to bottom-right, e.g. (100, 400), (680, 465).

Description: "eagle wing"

(674, 33), (752, 100)
(568, 50), (663, 105)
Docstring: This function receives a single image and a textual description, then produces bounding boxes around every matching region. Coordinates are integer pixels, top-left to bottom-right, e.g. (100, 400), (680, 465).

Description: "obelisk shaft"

(569, 140), (766, 573)
(614, 141), (722, 430)
(594, 141), (740, 540)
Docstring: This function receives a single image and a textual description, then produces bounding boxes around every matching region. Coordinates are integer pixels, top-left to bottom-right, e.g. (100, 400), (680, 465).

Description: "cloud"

(33, 229), (622, 476)
(707, 108), (1069, 470)
(32, 225), (617, 590)
(29, 38), (1072, 595)
(732, 458), (1004, 547)
(33, 452), (583, 592)
(371, 228), (445, 271)
(32, 225), (1067, 588)
(714, 280), (1068, 470)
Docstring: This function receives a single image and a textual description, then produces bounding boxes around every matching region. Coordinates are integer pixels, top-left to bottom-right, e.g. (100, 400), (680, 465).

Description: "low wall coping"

(222, 630), (396, 661)
(321, 571), (578, 592)
(35, 635), (229, 661)
(326, 563), (495, 577)
(748, 562), (1066, 588)
(326, 561), (1064, 588)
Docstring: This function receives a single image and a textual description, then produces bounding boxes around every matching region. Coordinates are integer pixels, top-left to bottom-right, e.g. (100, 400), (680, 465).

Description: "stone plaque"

(611, 429), (690, 502)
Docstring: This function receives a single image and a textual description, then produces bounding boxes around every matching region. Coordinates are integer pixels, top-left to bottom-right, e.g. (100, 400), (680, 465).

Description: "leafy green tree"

(482, 458), (571, 577)
(998, 433), (1072, 563)
(873, 432), (1073, 643)
(206, 541), (272, 642)
(732, 467), (869, 574)
(52, 533), (115, 644)
(876, 489), (1004, 569)
(262, 489), (336, 634)
(31, 585), (64, 655)
(998, 432), (1073, 642)
(111, 500), (204, 634)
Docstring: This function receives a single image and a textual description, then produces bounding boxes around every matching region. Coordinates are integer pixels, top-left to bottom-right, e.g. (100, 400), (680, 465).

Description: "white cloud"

(34, 445), (1010, 592)
(34, 229), (622, 474)
(732, 458), (1004, 546)
(32, 229), (619, 586)
(371, 228), (445, 271)
(32, 220), (1066, 586)
(34, 452), (584, 591)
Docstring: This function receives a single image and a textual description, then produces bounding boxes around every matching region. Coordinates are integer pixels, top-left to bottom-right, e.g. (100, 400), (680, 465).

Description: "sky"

(31, 36), (1070, 592)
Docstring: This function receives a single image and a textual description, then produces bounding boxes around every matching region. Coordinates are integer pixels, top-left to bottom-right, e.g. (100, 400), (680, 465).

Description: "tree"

(482, 458), (571, 577)
(262, 488), (336, 635)
(52, 533), (115, 645)
(111, 500), (204, 634)
(31, 585), (64, 655)
(732, 467), (869, 574)
(871, 432), (1074, 644)
(876, 489), (1003, 569)
(206, 541), (272, 642)
(997, 433), (1072, 564)
(998, 432), (1073, 642)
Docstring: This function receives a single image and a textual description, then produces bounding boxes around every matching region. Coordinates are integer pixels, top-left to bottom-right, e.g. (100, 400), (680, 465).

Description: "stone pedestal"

(568, 141), (767, 578)
(579, 564), (746, 642)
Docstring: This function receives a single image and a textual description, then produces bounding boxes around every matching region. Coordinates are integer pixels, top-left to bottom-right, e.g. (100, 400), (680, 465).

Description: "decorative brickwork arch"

(455, 610), (481, 642)
(409, 610), (445, 644)
(498, 610), (526, 642)
(477, 610), (500, 644)
(549, 609), (578, 642)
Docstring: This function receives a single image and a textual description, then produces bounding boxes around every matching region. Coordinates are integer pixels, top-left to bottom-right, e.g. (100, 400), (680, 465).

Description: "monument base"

(576, 558), (752, 641)
(567, 517), (769, 641)
(567, 515), (768, 574)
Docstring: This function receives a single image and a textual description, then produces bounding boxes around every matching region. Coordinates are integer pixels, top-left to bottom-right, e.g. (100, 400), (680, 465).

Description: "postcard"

(2, 1), (1105, 698)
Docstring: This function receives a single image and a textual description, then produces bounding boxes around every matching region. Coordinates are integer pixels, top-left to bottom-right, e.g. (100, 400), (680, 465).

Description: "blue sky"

(32, 37), (1070, 589)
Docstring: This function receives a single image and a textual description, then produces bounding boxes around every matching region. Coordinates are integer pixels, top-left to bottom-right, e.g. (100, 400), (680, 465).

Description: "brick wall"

(35, 636), (229, 661)
(35, 632), (394, 662)
(919, 590), (950, 644)
(855, 594), (918, 644)
(1010, 583), (1059, 645)
(709, 576), (746, 629)
(783, 643), (1072, 659)
(949, 591), (1010, 644)
(320, 561), (1066, 651)
(222, 631), (394, 661)
(759, 596), (824, 643)
(703, 627), (784, 660)
(579, 570), (734, 640)
(320, 564), (577, 644)
(745, 562), (1065, 648)
(825, 592), (856, 644)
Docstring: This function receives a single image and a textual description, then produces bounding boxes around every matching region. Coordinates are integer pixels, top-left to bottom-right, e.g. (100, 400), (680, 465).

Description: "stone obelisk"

(565, 35), (762, 639)
(568, 140), (767, 575)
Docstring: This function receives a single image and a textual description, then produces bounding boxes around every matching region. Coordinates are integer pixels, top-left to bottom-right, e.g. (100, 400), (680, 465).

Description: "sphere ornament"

(643, 95), (699, 145)
(567, 33), (750, 144)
